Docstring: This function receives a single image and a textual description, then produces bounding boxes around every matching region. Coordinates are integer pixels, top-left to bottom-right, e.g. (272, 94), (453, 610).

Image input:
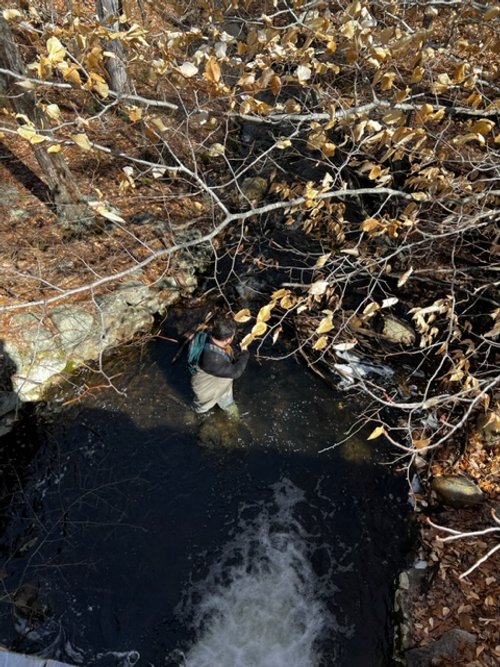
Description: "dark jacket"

(199, 340), (249, 379)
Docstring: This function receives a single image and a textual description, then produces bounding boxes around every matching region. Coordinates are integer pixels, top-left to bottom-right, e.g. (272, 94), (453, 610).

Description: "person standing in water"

(191, 318), (249, 417)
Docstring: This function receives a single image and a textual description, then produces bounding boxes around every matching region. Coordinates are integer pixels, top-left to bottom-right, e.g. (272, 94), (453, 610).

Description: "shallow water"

(0, 339), (409, 666)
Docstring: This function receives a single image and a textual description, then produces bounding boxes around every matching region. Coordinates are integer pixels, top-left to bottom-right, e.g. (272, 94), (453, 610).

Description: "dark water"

(0, 340), (409, 666)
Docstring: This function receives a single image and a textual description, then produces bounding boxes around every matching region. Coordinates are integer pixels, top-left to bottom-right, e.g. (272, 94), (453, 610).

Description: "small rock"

(431, 475), (484, 508)
(382, 314), (416, 345)
(240, 176), (268, 203)
(405, 628), (476, 667)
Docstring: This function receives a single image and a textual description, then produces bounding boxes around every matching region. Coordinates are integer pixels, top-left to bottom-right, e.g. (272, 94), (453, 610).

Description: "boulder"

(405, 628), (476, 667)
(431, 475), (484, 508)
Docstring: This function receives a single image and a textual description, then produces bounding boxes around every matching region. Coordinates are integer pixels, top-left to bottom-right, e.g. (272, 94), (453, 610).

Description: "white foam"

(176, 480), (332, 667)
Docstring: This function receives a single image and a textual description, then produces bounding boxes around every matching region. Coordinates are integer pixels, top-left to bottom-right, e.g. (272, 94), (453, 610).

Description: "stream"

(0, 337), (410, 666)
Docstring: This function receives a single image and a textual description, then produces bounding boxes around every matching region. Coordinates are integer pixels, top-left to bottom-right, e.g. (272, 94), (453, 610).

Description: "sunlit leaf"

(252, 321), (267, 336)
(234, 308), (252, 323)
(313, 335), (328, 350)
(208, 143), (225, 157)
(45, 104), (61, 120)
(470, 119), (495, 135)
(272, 288), (289, 299)
(296, 65), (312, 82)
(315, 253), (331, 268)
(71, 133), (92, 151)
(367, 426), (385, 440)
(363, 302), (380, 315)
(241, 333), (255, 348)
(205, 57), (221, 83)
(397, 267), (414, 287)
(316, 316), (334, 334)
(17, 126), (46, 144)
(308, 280), (328, 296)
(257, 304), (274, 322)
(46, 37), (66, 65)
(280, 295), (295, 309)
(178, 62), (198, 78)
(361, 218), (380, 233)
(381, 297), (399, 308)
(332, 341), (357, 351)
(47, 144), (61, 153)
(3, 9), (22, 20)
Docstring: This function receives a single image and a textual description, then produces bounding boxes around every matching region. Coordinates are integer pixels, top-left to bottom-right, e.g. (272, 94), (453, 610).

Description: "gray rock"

(382, 314), (416, 345)
(240, 176), (268, 203)
(405, 628), (476, 667)
(431, 475), (484, 508)
(50, 306), (95, 350)
(476, 411), (500, 448)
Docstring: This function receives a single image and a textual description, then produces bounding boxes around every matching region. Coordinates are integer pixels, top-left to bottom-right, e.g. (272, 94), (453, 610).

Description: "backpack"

(187, 331), (208, 375)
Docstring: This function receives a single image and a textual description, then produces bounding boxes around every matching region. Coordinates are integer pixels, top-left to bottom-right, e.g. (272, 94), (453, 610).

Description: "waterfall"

(173, 479), (341, 667)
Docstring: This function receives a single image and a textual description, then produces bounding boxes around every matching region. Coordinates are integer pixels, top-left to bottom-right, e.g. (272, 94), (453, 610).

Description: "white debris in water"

(175, 480), (340, 667)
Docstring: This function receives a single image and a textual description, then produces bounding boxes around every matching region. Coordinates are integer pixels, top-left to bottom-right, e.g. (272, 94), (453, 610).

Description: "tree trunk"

(96, 0), (131, 95)
(0, 17), (90, 229)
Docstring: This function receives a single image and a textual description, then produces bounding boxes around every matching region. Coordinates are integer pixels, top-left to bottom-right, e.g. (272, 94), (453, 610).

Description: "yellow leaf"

(205, 57), (221, 83)
(341, 20), (357, 38)
(367, 425), (385, 440)
(272, 288), (289, 299)
(126, 106), (143, 122)
(413, 438), (431, 449)
(379, 72), (396, 91)
(411, 192), (428, 201)
(316, 316), (334, 334)
(47, 144), (61, 153)
(3, 9), (22, 20)
(257, 304), (274, 322)
(71, 133), (92, 151)
(368, 164), (382, 180)
(397, 267), (413, 287)
(410, 66), (425, 83)
(234, 308), (252, 323)
(241, 333), (255, 348)
(280, 295), (295, 309)
(363, 301), (380, 315)
(361, 217), (380, 233)
(92, 78), (109, 99)
(383, 109), (404, 125)
(313, 335), (328, 350)
(46, 37), (66, 65)
(252, 321), (267, 336)
(314, 253), (331, 268)
(17, 126), (46, 144)
(45, 104), (61, 120)
(208, 143), (225, 157)
(276, 138), (291, 149)
(454, 132), (486, 146)
(322, 142), (336, 157)
(470, 119), (495, 135)
(58, 62), (82, 86)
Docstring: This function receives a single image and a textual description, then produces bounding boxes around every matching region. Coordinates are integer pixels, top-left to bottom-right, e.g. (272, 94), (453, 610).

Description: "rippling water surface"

(0, 337), (409, 666)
